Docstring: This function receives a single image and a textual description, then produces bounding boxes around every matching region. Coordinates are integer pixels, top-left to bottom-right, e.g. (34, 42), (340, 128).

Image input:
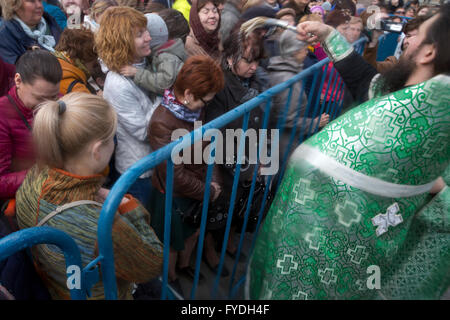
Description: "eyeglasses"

(396, 10), (406, 14)
(200, 97), (211, 106)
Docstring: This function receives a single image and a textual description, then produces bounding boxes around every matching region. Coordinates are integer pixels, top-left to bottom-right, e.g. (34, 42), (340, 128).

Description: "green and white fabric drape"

(247, 65), (450, 299)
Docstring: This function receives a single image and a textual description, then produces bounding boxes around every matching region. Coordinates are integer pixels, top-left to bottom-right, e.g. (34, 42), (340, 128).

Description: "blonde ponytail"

(33, 92), (117, 169)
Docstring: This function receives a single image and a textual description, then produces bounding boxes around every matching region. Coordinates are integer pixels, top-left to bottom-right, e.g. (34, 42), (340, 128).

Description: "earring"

(183, 100), (189, 105)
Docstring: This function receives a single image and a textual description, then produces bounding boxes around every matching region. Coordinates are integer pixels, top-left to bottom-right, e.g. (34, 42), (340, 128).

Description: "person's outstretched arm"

(296, 21), (378, 104)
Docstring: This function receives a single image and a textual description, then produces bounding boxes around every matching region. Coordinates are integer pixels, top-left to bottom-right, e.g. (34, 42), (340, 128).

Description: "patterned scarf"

(161, 89), (201, 122)
(189, 0), (221, 59)
(14, 16), (56, 52)
(53, 50), (91, 79)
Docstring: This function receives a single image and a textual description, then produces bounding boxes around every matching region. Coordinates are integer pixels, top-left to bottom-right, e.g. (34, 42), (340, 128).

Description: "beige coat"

(185, 29), (222, 63)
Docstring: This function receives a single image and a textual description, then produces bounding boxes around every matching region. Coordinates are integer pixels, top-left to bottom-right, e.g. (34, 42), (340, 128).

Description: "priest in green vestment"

(247, 5), (450, 300)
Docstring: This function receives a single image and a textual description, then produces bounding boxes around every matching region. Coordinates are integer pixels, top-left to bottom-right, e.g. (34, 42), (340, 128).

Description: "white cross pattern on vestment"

(371, 203), (403, 237)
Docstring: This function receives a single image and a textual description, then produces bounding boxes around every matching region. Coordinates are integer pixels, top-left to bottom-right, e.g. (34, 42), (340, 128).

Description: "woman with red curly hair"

(95, 6), (161, 206)
(148, 55), (224, 297)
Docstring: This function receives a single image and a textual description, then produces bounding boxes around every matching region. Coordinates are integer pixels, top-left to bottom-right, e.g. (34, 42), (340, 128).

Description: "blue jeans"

(127, 176), (153, 208)
(108, 167), (153, 208)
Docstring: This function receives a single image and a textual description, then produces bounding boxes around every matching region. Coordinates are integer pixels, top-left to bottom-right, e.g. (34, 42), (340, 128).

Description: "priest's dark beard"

(379, 56), (416, 94)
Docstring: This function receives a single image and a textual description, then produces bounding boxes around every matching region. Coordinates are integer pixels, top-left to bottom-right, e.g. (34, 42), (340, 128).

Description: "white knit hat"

(145, 13), (169, 50)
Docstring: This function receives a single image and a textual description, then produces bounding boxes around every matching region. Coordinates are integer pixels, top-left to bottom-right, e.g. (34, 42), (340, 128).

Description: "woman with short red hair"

(147, 55), (224, 297)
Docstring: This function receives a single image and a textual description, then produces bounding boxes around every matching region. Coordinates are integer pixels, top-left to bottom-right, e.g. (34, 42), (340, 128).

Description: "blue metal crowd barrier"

(98, 36), (368, 300)
(0, 37), (367, 300)
(0, 226), (85, 300)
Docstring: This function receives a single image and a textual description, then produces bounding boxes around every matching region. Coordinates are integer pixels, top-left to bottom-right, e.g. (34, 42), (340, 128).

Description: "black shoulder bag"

(7, 94), (32, 131)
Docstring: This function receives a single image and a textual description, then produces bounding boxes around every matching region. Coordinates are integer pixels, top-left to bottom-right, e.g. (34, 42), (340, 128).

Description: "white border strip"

(292, 144), (436, 198)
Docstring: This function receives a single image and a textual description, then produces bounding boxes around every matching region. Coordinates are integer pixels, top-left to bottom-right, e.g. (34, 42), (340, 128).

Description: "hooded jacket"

(0, 12), (61, 64)
(134, 38), (187, 96)
(266, 56), (315, 132)
(219, 1), (241, 45)
(205, 68), (267, 186)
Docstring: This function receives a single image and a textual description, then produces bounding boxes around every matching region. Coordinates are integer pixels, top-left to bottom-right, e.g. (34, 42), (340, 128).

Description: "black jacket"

(205, 68), (268, 188)
(333, 50), (378, 104)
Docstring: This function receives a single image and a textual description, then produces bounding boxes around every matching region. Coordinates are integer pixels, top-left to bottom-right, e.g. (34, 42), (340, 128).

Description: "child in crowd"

(119, 13), (188, 95)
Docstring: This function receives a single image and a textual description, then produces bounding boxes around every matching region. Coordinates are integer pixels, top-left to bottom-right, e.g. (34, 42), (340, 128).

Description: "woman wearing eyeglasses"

(204, 25), (269, 272)
(147, 55), (225, 297)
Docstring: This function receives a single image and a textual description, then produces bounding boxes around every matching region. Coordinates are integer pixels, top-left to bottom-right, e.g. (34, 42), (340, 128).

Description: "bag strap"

(66, 79), (82, 94)
(7, 94), (32, 131)
(36, 200), (103, 227)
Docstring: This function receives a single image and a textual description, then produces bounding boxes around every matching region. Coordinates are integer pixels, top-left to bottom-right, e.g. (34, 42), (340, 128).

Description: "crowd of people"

(0, 0), (449, 300)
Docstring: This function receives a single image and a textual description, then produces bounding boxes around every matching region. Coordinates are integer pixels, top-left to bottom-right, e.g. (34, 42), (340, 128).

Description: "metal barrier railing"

(0, 37), (367, 300)
(0, 226), (85, 300)
(98, 36), (367, 300)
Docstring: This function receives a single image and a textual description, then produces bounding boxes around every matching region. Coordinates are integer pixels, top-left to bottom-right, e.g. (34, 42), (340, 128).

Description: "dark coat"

(148, 105), (220, 201)
(333, 50), (378, 104)
(205, 68), (268, 188)
(0, 12), (62, 64)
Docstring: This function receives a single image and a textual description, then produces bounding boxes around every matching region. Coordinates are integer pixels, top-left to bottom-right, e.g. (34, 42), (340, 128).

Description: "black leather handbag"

(234, 175), (271, 234)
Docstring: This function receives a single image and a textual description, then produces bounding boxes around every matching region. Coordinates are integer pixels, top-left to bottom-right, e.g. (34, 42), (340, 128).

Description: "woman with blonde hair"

(96, 6), (161, 206)
(0, 0), (62, 64)
(15, 92), (163, 300)
(83, 0), (118, 32)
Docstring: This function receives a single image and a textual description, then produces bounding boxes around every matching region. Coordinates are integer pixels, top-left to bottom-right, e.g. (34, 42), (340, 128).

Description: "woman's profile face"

(15, 75), (60, 109)
(133, 27), (152, 61)
(229, 52), (259, 79)
(198, 2), (219, 33)
(16, 0), (44, 28)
